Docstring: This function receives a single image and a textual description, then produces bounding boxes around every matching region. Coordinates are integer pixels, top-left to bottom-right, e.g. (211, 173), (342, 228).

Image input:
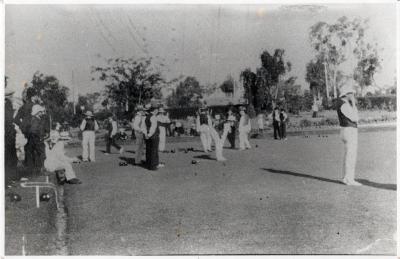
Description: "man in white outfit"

(131, 105), (146, 165)
(196, 107), (212, 153)
(238, 106), (252, 150)
(80, 111), (99, 162)
(337, 80), (361, 186)
(157, 107), (170, 152)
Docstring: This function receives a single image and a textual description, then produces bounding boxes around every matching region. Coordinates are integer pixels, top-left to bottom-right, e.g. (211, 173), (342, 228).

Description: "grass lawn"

(46, 129), (398, 255)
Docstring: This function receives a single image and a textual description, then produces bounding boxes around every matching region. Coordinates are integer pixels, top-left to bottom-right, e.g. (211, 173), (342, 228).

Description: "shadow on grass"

(262, 168), (397, 191)
(193, 154), (215, 160)
(261, 168), (344, 185)
(125, 150), (136, 154)
(118, 156), (148, 169)
(355, 179), (396, 191)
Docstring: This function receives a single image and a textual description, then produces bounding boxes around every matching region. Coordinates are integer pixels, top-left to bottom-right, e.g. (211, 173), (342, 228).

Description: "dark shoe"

(67, 178), (82, 184)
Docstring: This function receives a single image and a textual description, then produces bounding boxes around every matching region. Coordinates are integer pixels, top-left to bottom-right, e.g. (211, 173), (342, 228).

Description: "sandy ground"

(5, 130), (397, 255)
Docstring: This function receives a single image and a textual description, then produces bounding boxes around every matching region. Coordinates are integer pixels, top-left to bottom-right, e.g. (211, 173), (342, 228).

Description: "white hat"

(31, 104), (45, 116)
(84, 111), (94, 117)
(340, 80), (356, 97)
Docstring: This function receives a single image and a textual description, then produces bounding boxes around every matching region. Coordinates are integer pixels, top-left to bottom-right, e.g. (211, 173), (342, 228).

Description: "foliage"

(219, 75), (234, 94)
(92, 57), (169, 114)
(76, 92), (102, 112)
(240, 68), (257, 107)
(166, 76), (204, 108)
(305, 58), (326, 98)
(309, 16), (381, 99)
(357, 95), (396, 110)
(30, 71), (71, 124)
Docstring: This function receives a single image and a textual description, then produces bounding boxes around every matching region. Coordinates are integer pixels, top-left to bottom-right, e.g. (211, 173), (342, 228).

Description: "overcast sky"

(5, 3), (397, 99)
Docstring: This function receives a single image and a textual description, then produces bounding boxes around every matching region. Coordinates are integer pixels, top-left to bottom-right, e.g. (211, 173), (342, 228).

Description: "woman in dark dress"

(144, 105), (163, 170)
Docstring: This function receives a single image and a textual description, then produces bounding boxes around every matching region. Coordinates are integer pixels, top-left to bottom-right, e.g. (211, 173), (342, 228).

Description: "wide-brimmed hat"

(340, 79), (356, 97)
(159, 107), (166, 113)
(239, 106), (246, 111)
(136, 104), (144, 111)
(84, 111), (94, 117)
(143, 103), (152, 111)
(31, 104), (45, 116)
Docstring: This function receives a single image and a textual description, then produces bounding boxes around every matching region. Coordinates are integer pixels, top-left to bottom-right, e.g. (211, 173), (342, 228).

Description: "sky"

(5, 3), (397, 100)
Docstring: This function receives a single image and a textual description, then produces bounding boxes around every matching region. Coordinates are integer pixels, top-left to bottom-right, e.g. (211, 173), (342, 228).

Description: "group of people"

(5, 87), (82, 184)
(272, 107), (288, 140)
(4, 77), (361, 186)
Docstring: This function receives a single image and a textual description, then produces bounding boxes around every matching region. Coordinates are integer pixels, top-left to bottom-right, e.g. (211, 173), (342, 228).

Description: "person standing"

(337, 80), (361, 186)
(280, 109), (288, 140)
(105, 114), (124, 155)
(144, 105), (163, 170)
(5, 88), (18, 183)
(14, 88), (38, 167)
(272, 107), (281, 140)
(226, 108), (237, 149)
(80, 111), (99, 162)
(131, 105), (146, 165)
(157, 107), (170, 152)
(238, 106), (251, 150)
(312, 101), (319, 118)
(196, 107), (212, 153)
(27, 104), (48, 175)
(257, 113), (265, 134)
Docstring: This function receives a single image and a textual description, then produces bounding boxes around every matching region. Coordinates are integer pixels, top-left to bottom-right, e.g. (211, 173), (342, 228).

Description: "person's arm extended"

(80, 119), (86, 131)
(341, 102), (359, 122)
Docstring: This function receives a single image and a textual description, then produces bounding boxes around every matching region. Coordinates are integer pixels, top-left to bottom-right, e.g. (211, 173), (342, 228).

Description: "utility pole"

(72, 70), (76, 115)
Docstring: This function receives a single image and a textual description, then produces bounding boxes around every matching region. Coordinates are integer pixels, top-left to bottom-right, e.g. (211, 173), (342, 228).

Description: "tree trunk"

(333, 68), (337, 99)
(323, 62), (330, 101)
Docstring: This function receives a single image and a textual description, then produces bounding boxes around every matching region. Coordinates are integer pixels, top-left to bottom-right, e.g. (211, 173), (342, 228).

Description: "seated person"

(44, 130), (82, 184)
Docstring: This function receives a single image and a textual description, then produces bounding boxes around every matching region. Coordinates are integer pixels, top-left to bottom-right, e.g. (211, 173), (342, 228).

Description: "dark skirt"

(145, 136), (159, 170)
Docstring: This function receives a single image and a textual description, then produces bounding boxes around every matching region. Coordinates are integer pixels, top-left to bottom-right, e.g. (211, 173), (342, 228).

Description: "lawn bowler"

(196, 106), (212, 153)
(80, 111), (99, 162)
(238, 106), (251, 150)
(131, 105), (146, 165)
(337, 79), (361, 186)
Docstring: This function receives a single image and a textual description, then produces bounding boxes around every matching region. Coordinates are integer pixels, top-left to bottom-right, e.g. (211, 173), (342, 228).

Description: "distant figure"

(280, 109), (288, 140)
(157, 107), (170, 152)
(257, 113), (264, 133)
(312, 101), (319, 118)
(272, 107), (281, 140)
(226, 108), (237, 149)
(238, 106), (251, 150)
(337, 80), (361, 186)
(131, 105), (146, 165)
(196, 107), (212, 153)
(80, 111), (99, 162)
(27, 104), (48, 174)
(44, 131), (81, 184)
(105, 114), (124, 155)
(175, 121), (184, 136)
(144, 104), (163, 170)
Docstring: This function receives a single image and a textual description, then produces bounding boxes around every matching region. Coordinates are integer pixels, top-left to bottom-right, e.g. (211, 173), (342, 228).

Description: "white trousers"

(198, 124), (212, 152)
(340, 127), (358, 181)
(44, 159), (76, 180)
(239, 125), (251, 149)
(82, 131), (96, 161)
(209, 127), (226, 161)
(159, 126), (166, 151)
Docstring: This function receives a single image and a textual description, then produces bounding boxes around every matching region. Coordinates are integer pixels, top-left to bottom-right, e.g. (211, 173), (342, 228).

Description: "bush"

(357, 95), (396, 110)
(299, 119), (312, 128)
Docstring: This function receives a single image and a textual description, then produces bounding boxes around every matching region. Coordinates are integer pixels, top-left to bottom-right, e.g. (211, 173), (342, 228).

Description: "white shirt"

(132, 114), (144, 132)
(239, 114), (251, 130)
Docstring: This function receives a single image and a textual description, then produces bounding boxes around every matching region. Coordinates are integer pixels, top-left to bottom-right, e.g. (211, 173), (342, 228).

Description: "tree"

(309, 16), (381, 99)
(92, 57), (167, 114)
(240, 68), (257, 107)
(305, 58), (326, 103)
(220, 75), (234, 95)
(31, 71), (71, 124)
(166, 76), (204, 108)
(259, 49), (291, 107)
(76, 92), (102, 112)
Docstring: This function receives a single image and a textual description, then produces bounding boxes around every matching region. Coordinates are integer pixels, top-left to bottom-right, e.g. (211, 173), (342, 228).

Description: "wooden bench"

(20, 170), (62, 210)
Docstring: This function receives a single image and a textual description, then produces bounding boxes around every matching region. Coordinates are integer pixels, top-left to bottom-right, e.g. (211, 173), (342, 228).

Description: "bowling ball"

(10, 193), (21, 202)
(40, 193), (50, 202)
(119, 162), (128, 166)
(184, 149), (188, 153)
(191, 160), (198, 164)
(255, 145), (258, 148)
(171, 149), (176, 153)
